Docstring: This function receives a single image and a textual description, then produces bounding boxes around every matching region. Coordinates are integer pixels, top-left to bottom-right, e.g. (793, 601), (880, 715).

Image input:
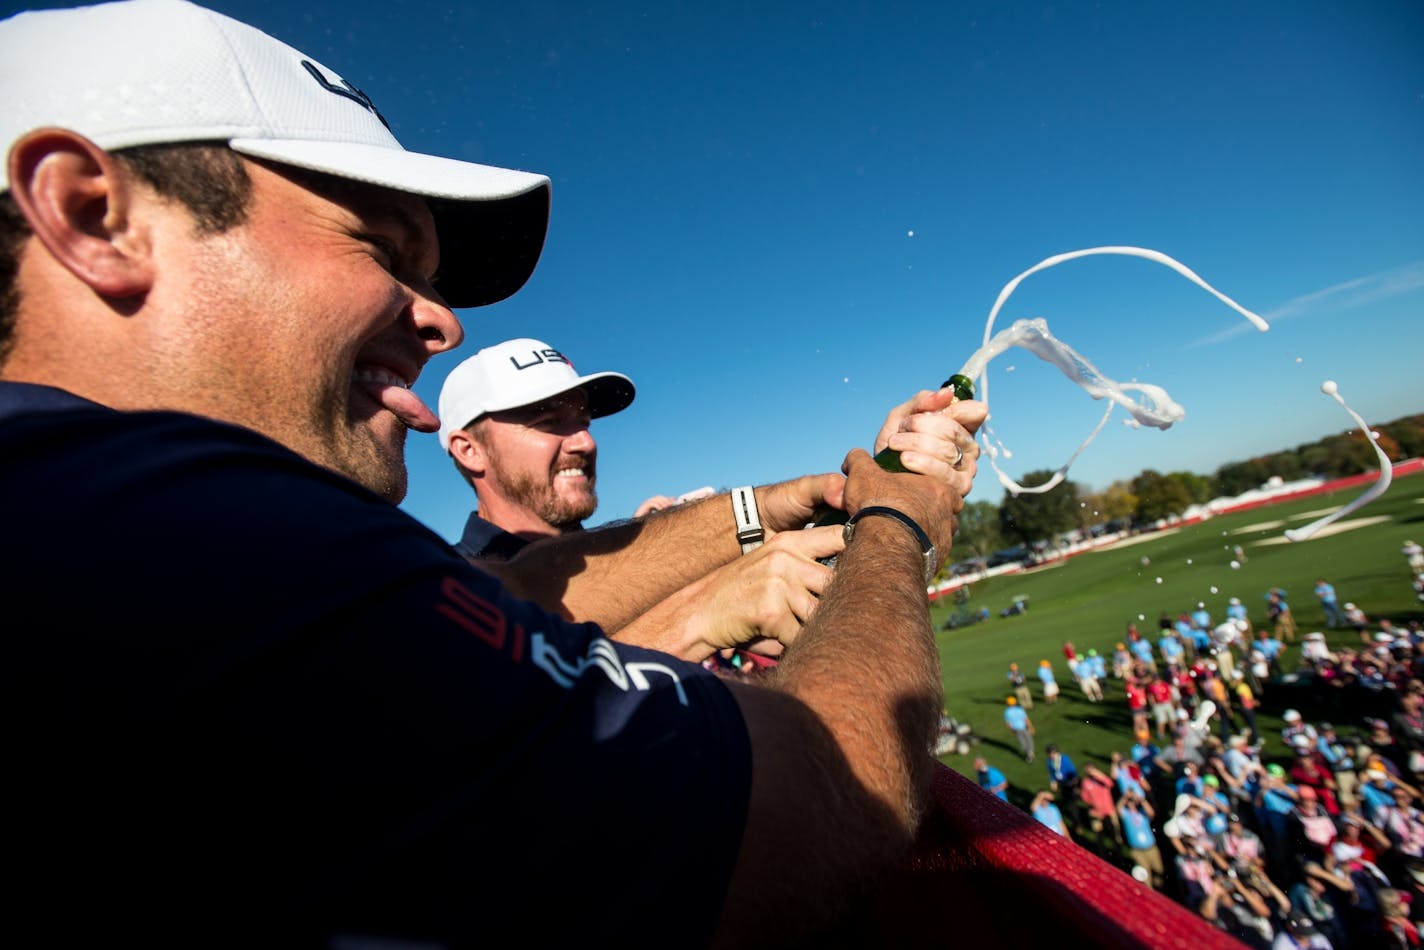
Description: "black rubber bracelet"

(842, 505), (937, 585)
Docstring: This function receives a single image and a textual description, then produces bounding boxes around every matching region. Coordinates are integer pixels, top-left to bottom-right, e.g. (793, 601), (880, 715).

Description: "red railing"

(848, 763), (1244, 948)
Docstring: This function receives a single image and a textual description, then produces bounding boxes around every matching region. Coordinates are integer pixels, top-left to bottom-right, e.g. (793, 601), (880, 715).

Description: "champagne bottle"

(815, 373), (975, 528)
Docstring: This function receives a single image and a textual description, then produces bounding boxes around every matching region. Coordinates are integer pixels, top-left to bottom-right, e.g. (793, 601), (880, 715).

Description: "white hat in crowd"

(437, 339), (635, 451)
(1332, 842), (1364, 862)
(0, 0), (551, 309)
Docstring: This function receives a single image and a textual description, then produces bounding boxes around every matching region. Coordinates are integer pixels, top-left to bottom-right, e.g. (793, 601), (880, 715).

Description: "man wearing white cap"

(0, 1), (988, 944)
(438, 338), (844, 664)
(437, 337), (638, 559)
(1281, 709), (1319, 753)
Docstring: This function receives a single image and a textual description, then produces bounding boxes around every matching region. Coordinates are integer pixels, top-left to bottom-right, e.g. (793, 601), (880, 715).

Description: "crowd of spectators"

(983, 580), (1424, 948)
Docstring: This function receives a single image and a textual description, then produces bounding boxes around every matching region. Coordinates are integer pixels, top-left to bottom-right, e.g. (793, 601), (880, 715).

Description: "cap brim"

(582, 373), (637, 419)
(231, 138), (551, 308)
(474, 370), (636, 422)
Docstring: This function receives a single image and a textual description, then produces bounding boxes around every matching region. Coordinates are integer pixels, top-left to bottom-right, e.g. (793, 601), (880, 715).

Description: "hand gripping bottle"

(815, 373), (975, 528)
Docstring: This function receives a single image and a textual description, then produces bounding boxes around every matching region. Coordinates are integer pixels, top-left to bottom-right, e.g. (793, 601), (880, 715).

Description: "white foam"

(959, 247), (1267, 497)
(950, 248), (1394, 537)
(1283, 383), (1394, 542)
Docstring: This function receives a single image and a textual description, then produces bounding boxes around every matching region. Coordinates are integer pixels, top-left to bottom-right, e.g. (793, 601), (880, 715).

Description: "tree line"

(948, 412), (1423, 574)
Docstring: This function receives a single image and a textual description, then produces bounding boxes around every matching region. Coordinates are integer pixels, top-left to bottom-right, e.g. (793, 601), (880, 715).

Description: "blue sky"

(19, 0), (1422, 540)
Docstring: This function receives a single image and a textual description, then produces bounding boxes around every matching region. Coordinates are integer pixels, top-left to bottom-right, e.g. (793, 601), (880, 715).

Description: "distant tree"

(1144, 411), (1419, 507)
(1381, 415), (1424, 459)
(1375, 431), (1402, 463)
(1067, 485), (1101, 533)
(1318, 432), (1383, 477)
(1266, 451), (1306, 482)
(1175, 471), (1215, 505)
(1297, 443), (1333, 477)
(1132, 470), (1195, 524)
(999, 470), (1080, 546)
(953, 500), (1004, 562)
(1079, 481), (1139, 528)
(1214, 458), (1272, 497)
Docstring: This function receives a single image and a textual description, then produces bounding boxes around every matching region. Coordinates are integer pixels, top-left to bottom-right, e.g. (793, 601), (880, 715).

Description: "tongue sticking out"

(363, 378), (440, 432)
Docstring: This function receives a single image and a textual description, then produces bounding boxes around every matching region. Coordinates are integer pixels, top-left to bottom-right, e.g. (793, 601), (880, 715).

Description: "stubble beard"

(496, 456), (598, 531)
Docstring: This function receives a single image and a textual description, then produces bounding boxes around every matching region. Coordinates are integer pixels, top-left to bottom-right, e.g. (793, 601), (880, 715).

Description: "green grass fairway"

(932, 470), (1424, 815)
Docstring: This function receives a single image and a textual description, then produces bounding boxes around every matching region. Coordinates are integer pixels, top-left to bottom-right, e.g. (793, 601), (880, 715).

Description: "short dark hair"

(0, 141), (252, 364)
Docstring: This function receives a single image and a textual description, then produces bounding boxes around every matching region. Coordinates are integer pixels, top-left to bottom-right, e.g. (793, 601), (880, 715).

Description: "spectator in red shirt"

(1149, 675), (1177, 740)
(1126, 678), (1151, 735)
(1289, 735), (1342, 816)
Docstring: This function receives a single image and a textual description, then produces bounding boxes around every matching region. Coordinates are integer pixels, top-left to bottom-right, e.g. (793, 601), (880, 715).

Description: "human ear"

(7, 128), (154, 298)
(448, 429), (488, 477)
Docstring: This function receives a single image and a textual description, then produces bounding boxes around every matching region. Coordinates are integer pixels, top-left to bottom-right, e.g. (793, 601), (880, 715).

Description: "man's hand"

(875, 387), (988, 484)
(633, 495), (678, 518)
(756, 388), (988, 534)
(613, 525), (844, 660)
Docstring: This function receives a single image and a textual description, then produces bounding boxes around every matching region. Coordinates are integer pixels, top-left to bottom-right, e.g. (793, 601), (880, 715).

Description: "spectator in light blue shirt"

(1255, 630), (1284, 676)
(1315, 578), (1345, 629)
(1159, 631), (1185, 666)
(1130, 636), (1156, 669)
(1004, 696), (1035, 763)
(1031, 791), (1070, 838)
(975, 756), (1009, 801)
(1191, 602), (1212, 635)
(1360, 764), (1396, 815)
(1173, 613), (1194, 641)
(1088, 650), (1107, 680)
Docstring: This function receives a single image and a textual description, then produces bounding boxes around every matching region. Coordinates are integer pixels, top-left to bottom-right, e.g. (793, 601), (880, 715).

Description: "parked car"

(986, 545), (1030, 568)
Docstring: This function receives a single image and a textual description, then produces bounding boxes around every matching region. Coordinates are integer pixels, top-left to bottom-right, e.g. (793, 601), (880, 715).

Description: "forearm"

(769, 516), (942, 820)
(714, 516), (942, 945)
(1239, 885), (1272, 916)
(492, 490), (741, 630)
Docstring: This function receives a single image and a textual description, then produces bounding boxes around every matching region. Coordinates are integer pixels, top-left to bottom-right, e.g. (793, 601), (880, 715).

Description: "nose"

(409, 283), (464, 355)
(564, 426), (595, 453)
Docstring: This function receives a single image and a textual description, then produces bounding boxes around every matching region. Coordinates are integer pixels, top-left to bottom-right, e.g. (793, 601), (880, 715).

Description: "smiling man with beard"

(438, 337), (636, 560)
(437, 338), (854, 665)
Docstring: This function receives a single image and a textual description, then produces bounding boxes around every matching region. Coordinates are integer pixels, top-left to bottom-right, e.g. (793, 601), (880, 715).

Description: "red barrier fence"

(844, 763), (1244, 948)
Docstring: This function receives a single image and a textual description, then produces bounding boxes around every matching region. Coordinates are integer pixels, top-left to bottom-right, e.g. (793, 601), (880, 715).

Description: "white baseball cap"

(0, 0), (550, 308)
(437, 338), (635, 451)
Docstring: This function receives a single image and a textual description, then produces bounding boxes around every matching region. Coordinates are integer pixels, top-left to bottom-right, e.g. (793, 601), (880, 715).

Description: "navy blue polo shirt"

(0, 382), (750, 946)
(456, 510), (532, 561)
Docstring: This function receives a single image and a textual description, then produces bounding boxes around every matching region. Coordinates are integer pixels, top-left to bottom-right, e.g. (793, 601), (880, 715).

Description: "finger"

(784, 580), (823, 626)
(873, 387), (958, 455)
(747, 544), (835, 606)
(947, 397), (989, 432)
(759, 472), (846, 534)
(740, 637), (786, 659)
(758, 523), (844, 562)
(885, 418), (976, 472)
(634, 495), (677, 517)
(891, 438), (980, 488)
